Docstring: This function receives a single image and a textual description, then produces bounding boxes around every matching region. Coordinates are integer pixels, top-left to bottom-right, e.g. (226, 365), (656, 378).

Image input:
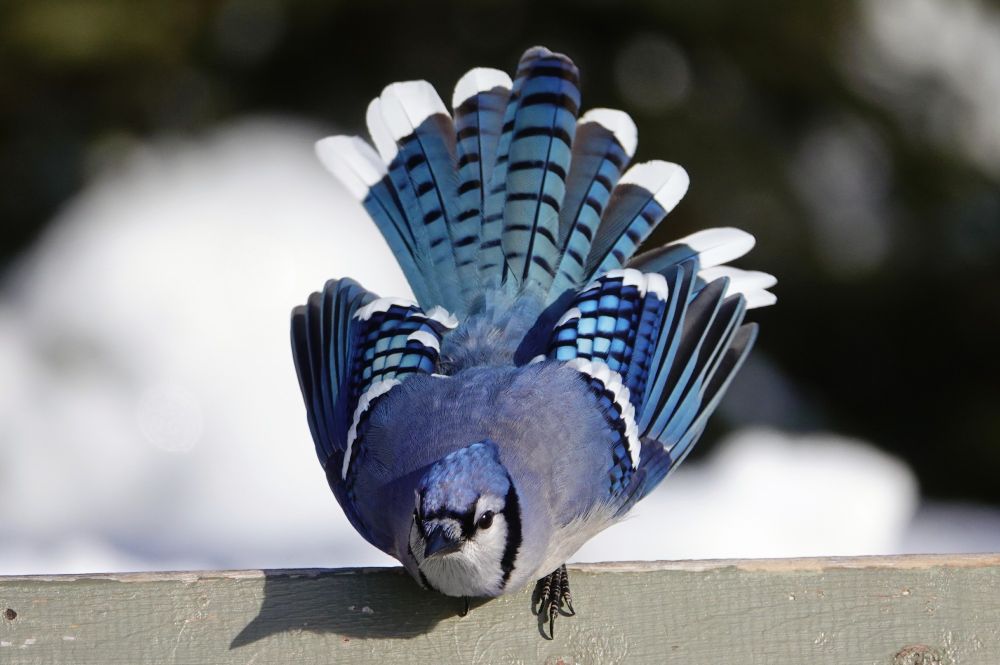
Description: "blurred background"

(2, 0), (999, 575)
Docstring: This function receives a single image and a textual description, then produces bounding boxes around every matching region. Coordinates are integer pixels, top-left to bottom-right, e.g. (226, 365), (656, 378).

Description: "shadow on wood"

(230, 567), (489, 647)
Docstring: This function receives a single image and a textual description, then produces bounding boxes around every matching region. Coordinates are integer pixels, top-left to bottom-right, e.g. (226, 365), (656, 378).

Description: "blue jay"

(291, 46), (775, 636)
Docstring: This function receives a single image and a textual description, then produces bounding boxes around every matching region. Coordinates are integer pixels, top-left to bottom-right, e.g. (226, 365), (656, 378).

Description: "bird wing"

(542, 265), (757, 513)
(291, 278), (456, 547)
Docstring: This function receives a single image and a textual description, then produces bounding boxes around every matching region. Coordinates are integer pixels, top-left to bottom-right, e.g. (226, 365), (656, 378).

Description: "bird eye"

(477, 511), (495, 530)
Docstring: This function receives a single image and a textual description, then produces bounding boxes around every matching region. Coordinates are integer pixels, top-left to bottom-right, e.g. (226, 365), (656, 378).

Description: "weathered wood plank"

(1, 554), (999, 664)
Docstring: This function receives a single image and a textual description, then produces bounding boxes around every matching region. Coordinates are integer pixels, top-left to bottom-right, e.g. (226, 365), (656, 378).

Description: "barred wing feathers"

(291, 279), (456, 546)
(543, 267), (757, 512)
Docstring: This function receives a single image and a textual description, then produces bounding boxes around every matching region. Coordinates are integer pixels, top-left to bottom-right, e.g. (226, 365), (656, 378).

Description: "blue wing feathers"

(669, 319), (756, 466)
(637, 260), (698, 430)
(291, 279), (454, 546)
(545, 263), (753, 503)
(642, 278), (729, 442)
(658, 293), (745, 451)
(291, 279), (374, 469)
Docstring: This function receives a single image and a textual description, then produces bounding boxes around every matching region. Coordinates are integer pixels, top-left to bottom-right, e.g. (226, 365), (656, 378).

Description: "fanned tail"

(315, 46), (775, 323)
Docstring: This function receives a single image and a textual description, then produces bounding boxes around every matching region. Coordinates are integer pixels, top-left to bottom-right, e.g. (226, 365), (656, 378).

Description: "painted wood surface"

(1, 554), (999, 664)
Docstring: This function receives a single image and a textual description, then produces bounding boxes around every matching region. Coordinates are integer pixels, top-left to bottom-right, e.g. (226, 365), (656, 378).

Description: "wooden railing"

(1, 554), (998, 663)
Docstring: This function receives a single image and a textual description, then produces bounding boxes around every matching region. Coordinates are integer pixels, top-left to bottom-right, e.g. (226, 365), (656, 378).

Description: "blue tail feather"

(374, 84), (463, 310)
(315, 137), (438, 307)
(586, 161), (689, 279)
(477, 65), (522, 288)
(452, 69), (512, 304)
(550, 111), (636, 301)
(499, 47), (581, 294)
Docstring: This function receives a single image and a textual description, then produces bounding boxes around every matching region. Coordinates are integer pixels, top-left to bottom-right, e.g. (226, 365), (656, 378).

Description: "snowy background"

(2, 0), (1000, 574)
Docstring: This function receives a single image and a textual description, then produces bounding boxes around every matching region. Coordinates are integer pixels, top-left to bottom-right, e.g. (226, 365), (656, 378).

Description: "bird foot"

(532, 564), (575, 639)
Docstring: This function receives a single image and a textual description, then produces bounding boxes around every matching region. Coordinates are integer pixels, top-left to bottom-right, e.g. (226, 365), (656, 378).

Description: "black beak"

(424, 526), (462, 558)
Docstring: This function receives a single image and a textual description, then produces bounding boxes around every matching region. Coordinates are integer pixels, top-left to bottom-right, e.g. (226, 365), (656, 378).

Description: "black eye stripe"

(422, 508), (475, 537)
(413, 509), (427, 538)
(499, 484), (521, 588)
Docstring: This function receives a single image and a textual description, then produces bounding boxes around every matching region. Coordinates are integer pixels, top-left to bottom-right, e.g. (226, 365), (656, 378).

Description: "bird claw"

(532, 564), (575, 639)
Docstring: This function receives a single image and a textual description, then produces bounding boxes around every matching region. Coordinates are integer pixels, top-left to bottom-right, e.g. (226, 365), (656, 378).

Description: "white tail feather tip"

(379, 80), (448, 142)
(366, 98), (400, 164)
(619, 161), (689, 212)
(452, 67), (513, 110)
(743, 289), (777, 309)
(580, 108), (638, 157)
(315, 136), (386, 200)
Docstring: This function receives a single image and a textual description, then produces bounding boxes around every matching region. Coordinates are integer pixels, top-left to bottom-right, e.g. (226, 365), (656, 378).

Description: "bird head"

(409, 440), (522, 597)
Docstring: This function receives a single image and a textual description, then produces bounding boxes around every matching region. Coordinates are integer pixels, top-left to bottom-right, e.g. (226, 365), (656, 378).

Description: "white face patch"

(408, 502), (511, 598)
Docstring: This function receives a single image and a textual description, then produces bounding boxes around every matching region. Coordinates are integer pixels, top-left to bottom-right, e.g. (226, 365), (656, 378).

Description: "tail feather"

(452, 68), (513, 303)
(364, 95), (446, 306)
(586, 161), (689, 278)
(549, 109), (637, 300)
(499, 47), (581, 293)
(315, 137), (435, 306)
(368, 83), (463, 310)
(477, 63), (523, 287)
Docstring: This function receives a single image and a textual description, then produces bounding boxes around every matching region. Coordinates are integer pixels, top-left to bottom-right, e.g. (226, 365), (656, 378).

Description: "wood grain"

(1, 555), (999, 664)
